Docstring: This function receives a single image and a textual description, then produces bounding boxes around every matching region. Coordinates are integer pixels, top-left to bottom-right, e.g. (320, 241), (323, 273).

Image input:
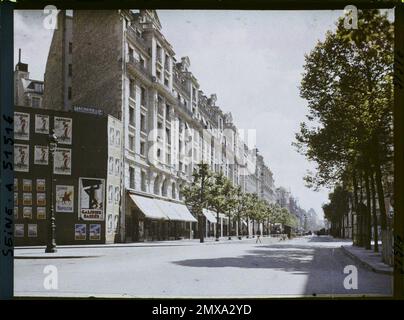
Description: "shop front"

(128, 193), (197, 242)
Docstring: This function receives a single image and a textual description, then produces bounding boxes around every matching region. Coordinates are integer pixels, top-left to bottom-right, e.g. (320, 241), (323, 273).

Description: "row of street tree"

(181, 162), (298, 242)
(294, 9), (394, 264)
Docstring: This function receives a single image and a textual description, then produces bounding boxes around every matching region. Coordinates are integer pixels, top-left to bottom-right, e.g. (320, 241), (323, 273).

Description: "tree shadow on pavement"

(171, 240), (392, 296)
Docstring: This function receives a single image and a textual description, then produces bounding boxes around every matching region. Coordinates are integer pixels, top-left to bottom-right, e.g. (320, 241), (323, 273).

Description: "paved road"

(14, 236), (392, 298)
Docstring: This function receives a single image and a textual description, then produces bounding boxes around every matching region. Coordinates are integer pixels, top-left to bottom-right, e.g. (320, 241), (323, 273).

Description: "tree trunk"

(215, 211), (220, 241)
(370, 171), (379, 252)
(228, 215), (231, 240)
(252, 219), (255, 238)
(352, 169), (359, 245)
(374, 160), (390, 264)
(358, 171), (364, 247)
(364, 169), (372, 250)
(198, 212), (204, 243)
(246, 217), (250, 238)
(238, 215), (242, 240)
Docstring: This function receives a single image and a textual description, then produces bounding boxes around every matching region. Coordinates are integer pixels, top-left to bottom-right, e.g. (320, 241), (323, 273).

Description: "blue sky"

(15, 9), (390, 221)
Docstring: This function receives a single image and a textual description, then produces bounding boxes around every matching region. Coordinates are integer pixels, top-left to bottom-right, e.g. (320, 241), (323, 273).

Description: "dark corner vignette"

(0, 0), (403, 304)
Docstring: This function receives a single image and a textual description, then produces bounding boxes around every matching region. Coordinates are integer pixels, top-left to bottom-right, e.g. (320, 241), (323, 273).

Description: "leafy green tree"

(182, 162), (213, 243)
(232, 187), (251, 239)
(294, 9), (393, 259)
(207, 173), (235, 241)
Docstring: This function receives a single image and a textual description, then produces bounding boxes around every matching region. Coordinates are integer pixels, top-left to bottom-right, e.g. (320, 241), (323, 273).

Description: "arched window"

(153, 175), (161, 195)
(171, 182), (176, 199)
(161, 178), (168, 197)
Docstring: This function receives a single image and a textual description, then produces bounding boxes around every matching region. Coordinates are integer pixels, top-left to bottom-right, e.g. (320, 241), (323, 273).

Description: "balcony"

(177, 99), (194, 118)
(173, 76), (190, 96)
(127, 27), (148, 51)
(127, 56), (151, 81)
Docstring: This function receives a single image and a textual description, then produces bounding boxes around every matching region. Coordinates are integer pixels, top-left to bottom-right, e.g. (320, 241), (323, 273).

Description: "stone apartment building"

(42, 9), (280, 241)
(14, 50), (44, 108)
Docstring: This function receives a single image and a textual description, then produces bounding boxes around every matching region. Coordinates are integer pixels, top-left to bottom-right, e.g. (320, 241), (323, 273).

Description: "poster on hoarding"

(15, 224), (24, 237)
(14, 206), (18, 219)
(36, 179), (46, 192)
(75, 224), (86, 240)
(14, 112), (30, 140)
(79, 178), (105, 221)
(54, 148), (71, 175)
(35, 114), (49, 134)
(14, 193), (18, 206)
(55, 185), (74, 213)
(14, 144), (29, 172)
(89, 224), (101, 240)
(28, 224), (38, 237)
(23, 207), (32, 219)
(23, 179), (32, 192)
(37, 193), (46, 206)
(23, 193), (32, 206)
(37, 207), (46, 220)
(14, 178), (18, 191)
(54, 116), (72, 144)
(34, 145), (49, 165)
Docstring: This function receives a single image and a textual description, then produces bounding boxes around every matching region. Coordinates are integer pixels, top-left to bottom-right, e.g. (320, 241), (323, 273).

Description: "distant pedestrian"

(256, 230), (262, 243)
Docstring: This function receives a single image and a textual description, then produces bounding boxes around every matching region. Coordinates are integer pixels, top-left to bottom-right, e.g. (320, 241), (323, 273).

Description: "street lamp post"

(45, 130), (58, 253)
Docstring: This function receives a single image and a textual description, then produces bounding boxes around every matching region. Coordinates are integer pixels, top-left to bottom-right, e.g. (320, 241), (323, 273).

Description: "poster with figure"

(89, 224), (101, 240)
(14, 112), (30, 140)
(54, 148), (72, 175)
(28, 224), (38, 237)
(79, 178), (105, 221)
(34, 145), (49, 165)
(23, 179), (32, 192)
(55, 185), (74, 212)
(15, 224), (24, 237)
(35, 114), (49, 134)
(23, 207), (32, 219)
(14, 206), (18, 219)
(37, 207), (46, 220)
(14, 178), (18, 191)
(14, 144), (29, 172)
(54, 116), (72, 144)
(23, 193), (32, 206)
(75, 224), (86, 240)
(36, 179), (46, 192)
(37, 193), (46, 206)
(14, 193), (18, 206)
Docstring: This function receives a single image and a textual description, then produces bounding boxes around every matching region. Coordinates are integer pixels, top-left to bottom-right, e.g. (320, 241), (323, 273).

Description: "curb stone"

(340, 245), (393, 275)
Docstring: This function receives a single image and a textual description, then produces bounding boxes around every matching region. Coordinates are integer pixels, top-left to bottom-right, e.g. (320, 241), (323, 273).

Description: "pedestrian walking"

(256, 229), (262, 243)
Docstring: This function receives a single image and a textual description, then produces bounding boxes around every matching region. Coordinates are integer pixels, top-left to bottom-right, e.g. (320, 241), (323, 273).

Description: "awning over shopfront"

(203, 209), (218, 223)
(129, 194), (168, 220)
(154, 198), (182, 221)
(169, 202), (198, 223)
(130, 194), (197, 223)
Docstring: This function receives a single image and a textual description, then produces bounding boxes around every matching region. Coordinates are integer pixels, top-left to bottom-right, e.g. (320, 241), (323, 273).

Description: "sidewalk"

(341, 244), (393, 275)
(15, 235), (282, 259)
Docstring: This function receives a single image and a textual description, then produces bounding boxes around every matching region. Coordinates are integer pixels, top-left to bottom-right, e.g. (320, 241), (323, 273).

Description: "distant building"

(14, 49), (44, 108)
